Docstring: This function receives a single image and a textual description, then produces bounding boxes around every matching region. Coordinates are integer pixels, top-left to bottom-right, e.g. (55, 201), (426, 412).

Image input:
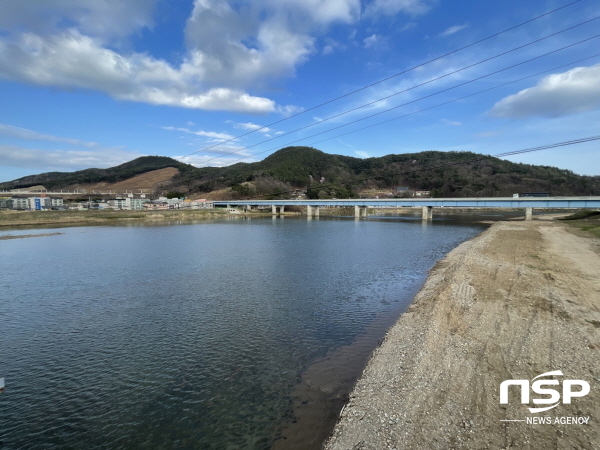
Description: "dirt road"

(325, 218), (599, 449)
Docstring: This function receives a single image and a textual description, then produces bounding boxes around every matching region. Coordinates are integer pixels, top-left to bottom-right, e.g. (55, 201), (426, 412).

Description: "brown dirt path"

(325, 219), (599, 450)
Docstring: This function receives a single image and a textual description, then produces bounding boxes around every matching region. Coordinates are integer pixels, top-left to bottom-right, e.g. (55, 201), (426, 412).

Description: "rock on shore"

(325, 219), (599, 450)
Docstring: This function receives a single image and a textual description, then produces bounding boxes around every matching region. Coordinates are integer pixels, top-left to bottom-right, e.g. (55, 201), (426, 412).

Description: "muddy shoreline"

(325, 217), (599, 449)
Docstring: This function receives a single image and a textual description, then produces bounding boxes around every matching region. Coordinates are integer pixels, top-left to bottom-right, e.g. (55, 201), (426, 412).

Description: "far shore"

(0, 206), (576, 229)
(0, 209), (230, 228)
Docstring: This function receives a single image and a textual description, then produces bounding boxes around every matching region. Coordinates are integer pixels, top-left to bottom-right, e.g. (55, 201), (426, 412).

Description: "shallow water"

(0, 214), (489, 449)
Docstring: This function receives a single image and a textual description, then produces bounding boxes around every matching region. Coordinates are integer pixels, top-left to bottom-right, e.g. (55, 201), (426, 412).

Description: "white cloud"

(162, 126), (235, 141)
(178, 150), (256, 168)
(202, 144), (252, 157)
(0, 31), (278, 114)
(0, 0), (429, 115)
(365, 0), (434, 17)
(441, 118), (461, 126)
(363, 34), (378, 48)
(0, 123), (98, 147)
(490, 64), (600, 118)
(0, 144), (143, 171)
(184, 4), (314, 89)
(399, 22), (417, 32)
(267, 0), (360, 25)
(277, 104), (304, 116)
(182, 0), (359, 89)
(1, 0), (365, 114)
(355, 150), (370, 158)
(232, 122), (269, 132)
(0, 0), (157, 42)
(439, 24), (468, 37)
(322, 37), (347, 56)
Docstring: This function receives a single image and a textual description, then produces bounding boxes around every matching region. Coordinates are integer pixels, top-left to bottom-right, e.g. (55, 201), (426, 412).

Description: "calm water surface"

(1, 214), (489, 449)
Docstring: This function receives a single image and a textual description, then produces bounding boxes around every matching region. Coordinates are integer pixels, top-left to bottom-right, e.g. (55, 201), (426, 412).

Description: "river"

(0, 213), (498, 449)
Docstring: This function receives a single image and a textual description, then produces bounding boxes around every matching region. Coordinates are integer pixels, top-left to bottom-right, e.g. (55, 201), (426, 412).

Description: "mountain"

(0, 156), (196, 191)
(2, 147), (598, 199)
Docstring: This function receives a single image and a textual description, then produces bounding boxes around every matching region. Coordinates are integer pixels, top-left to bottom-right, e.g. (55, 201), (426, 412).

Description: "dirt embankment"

(326, 219), (599, 450)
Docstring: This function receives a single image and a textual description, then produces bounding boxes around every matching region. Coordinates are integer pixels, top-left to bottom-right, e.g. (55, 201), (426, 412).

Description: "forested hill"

(2, 147), (598, 199)
(0, 156), (199, 190)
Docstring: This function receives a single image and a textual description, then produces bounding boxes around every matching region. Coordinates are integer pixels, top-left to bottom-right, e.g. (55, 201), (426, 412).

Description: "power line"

(306, 53), (600, 148)
(179, 0), (583, 157)
(244, 135), (600, 199)
(206, 34), (600, 167)
(183, 16), (600, 163)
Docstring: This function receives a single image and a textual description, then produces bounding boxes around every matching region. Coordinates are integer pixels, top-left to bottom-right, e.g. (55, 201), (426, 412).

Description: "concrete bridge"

(214, 197), (600, 220)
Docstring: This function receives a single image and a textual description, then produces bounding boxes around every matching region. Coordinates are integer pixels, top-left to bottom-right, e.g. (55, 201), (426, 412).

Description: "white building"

(181, 199), (213, 209)
(11, 197), (29, 210)
(108, 198), (127, 209)
(125, 197), (146, 210)
(28, 197), (51, 210)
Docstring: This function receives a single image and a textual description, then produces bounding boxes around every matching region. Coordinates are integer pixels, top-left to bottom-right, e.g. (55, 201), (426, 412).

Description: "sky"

(1, 0), (600, 182)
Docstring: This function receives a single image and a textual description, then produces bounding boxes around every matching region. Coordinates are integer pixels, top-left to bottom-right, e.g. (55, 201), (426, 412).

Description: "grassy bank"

(0, 209), (228, 228)
(559, 209), (600, 238)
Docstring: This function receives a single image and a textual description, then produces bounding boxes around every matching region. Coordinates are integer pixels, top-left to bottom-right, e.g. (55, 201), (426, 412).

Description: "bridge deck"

(214, 197), (600, 208)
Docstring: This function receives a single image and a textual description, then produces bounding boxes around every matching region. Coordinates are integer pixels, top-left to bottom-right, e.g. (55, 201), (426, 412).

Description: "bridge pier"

(271, 205), (285, 215)
(354, 206), (368, 217)
(306, 205), (320, 218)
(525, 207), (533, 221)
(422, 206), (433, 220)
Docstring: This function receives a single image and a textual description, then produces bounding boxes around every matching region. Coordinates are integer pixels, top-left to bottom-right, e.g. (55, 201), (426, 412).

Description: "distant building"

(144, 201), (169, 210)
(0, 197), (12, 209)
(193, 199), (213, 209)
(108, 198), (127, 209)
(414, 190), (431, 197)
(396, 187), (409, 192)
(28, 197), (51, 210)
(50, 197), (64, 208)
(125, 197), (147, 210)
(180, 199), (213, 209)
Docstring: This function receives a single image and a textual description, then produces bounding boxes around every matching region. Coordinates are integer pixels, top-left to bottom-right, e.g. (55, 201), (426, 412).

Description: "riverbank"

(0, 232), (63, 240)
(0, 209), (228, 227)
(325, 217), (599, 449)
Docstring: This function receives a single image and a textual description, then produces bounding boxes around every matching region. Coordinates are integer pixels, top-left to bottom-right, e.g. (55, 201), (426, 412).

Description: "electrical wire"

(180, 0), (584, 158)
(202, 35), (600, 166)
(182, 18), (600, 163)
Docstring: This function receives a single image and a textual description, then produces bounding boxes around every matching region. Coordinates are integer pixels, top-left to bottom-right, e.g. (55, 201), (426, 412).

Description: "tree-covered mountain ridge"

(2, 147), (598, 199)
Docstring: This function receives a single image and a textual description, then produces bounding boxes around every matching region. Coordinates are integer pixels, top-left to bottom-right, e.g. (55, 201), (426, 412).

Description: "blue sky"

(1, 0), (600, 182)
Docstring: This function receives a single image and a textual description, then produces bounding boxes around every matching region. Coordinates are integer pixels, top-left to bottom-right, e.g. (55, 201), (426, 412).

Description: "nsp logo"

(500, 370), (590, 413)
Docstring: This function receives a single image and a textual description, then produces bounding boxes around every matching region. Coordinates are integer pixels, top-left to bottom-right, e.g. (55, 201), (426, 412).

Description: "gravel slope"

(325, 218), (599, 450)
